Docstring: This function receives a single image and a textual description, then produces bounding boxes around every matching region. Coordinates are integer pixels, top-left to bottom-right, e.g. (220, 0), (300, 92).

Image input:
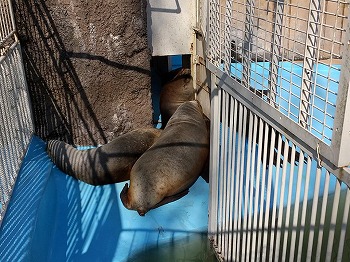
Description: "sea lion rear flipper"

(152, 189), (189, 209)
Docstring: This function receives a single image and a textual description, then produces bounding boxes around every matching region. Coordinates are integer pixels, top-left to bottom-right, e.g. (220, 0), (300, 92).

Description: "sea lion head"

(120, 183), (149, 216)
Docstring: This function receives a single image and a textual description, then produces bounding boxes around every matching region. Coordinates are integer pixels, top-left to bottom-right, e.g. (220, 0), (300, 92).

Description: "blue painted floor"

(0, 136), (216, 262)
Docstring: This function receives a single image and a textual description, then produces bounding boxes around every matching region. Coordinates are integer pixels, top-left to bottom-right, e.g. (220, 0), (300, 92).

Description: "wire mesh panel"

(0, 42), (33, 225)
(206, 0), (350, 167)
(0, 0), (33, 226)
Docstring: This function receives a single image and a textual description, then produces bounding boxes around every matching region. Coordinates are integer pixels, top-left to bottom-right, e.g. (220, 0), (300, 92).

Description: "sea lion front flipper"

(152, 189), (190, 210)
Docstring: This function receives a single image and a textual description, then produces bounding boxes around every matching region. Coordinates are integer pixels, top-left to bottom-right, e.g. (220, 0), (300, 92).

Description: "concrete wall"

(13, 0), (153, 145)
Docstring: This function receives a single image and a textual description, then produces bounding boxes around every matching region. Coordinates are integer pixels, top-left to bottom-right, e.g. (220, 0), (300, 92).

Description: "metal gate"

(0, 0), (33, 226)
(197, 0), (350, 261)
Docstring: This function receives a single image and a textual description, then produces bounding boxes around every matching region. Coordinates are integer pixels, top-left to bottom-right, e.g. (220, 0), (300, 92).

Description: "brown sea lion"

(46, 128), (161, 185)
(159, 68), (195, 128)
(120, 100), (209, 216)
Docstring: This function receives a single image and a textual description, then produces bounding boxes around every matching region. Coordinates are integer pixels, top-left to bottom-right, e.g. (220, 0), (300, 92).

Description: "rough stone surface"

(14, 0), (153, 145)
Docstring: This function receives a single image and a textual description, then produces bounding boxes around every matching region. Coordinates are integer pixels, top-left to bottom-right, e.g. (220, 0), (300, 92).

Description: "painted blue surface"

(170, 55), (182, 70)
(230, 62), (340, 145)
(0, 136), (211, 262)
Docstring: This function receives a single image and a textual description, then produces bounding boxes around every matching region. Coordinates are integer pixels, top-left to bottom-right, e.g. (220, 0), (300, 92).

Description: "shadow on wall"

(13, 0), (152, 146)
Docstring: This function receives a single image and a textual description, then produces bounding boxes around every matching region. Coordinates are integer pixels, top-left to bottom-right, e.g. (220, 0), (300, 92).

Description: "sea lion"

(120, 100), (209, 216)
(159, 68), (195, 128)
(47, 128), (161, 185)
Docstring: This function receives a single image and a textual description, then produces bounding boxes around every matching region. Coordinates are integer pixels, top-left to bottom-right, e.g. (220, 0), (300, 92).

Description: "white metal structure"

(195, 0), (350, 261)
(147, 0), (196, 56)
(0, 0), (33, 226)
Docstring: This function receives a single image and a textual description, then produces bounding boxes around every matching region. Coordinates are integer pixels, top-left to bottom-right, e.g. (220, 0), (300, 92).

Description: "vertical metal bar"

(242, 0), (254, 88)
(331, 8), (350, 167)
(246, 114), (258, 262)
(268, 134), (283, 262)
(224, 0), (233, 74)
(306, 166), (322, 262)
(256, 122), (270, 262)
(281, 144), (296, 261)
(296, 156), (312, 262)
(236, 103), (247, 261)
(227, 96), (236, 262)
(217, 90), (225, 256)
(208, 0), (221, 65)
(268, 0), (285, 107)
(252, 118), (264, 261)
(336, 186), (350, 262)
(224, 94), (232, 261)
(299, 0), (324, 129)
(289, 150), (305, 262)
(325, 180), (341, 262)
(231, 96), (239, 261)
(242, 110), (254, 261)
(261, 128), (276, 261)
(273, 136), (290, 262)
(314, 170), (330, 262)
(233, 101), (243, 260)
(221, 91), (229, 260)
(208, 74), (220, 243)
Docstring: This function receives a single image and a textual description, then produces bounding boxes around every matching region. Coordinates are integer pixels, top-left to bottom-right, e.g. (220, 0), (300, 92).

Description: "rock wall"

(14, 0), (153, 145)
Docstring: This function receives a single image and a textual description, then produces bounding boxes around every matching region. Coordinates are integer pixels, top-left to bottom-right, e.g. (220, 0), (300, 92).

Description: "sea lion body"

(47, 128), (161, 185)
(121, 101), (209, 216)
(159, 68), (195, 128)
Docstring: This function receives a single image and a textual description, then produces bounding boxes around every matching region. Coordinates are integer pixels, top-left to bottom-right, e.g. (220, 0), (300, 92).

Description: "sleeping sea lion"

(159, 68), (195, 128)
(47, 128), (161, 185)
(120, 100), (209, 216)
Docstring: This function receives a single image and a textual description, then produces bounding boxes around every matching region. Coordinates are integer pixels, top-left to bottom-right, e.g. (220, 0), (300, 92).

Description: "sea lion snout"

(137, 210), (146, 216)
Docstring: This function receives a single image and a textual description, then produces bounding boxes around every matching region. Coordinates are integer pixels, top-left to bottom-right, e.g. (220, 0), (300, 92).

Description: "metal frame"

(205, 0), (350, 168)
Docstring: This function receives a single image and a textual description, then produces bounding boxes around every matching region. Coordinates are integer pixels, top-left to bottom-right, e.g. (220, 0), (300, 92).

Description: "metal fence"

(203, 0), (350, 261)
(0, 0), (33, 226)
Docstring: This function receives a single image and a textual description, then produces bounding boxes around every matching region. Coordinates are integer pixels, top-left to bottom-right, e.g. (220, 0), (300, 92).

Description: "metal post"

(299, 0), (324, 129)
(268, 0), (285, 107)
(208, 73), (220, 243)
(242, 0), (255, 88)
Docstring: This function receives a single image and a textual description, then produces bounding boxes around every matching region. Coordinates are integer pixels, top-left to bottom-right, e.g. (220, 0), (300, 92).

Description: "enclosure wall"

(0, 0), (33, 226)
(204, 0), (350, 261)
(13, 0), (153, 145)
